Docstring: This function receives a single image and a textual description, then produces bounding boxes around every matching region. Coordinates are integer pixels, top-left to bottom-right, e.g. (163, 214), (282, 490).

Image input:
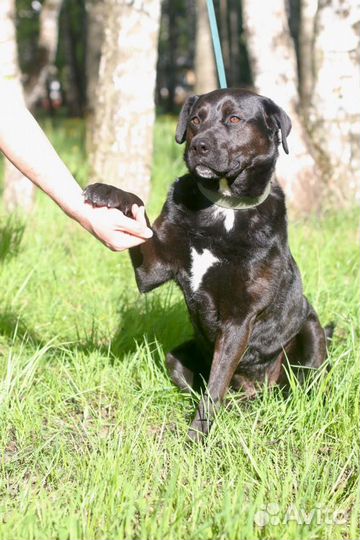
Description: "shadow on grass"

(111, 293), (192, 356)
(0, 216), (26, 262)
(0, 310), (44, 347)
(71, 289), (193, 365)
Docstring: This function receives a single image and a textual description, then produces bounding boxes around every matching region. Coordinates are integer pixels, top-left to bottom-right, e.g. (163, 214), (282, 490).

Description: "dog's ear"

(262, 98), (292, 154)
(175, 95), (199, 144)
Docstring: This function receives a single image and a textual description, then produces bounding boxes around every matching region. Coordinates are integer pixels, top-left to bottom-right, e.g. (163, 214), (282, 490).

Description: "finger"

(89, 205), (153, 240)
(106, 233), (147, 251)
(102, 209), (149, 237)
(116, 214), (153, 239)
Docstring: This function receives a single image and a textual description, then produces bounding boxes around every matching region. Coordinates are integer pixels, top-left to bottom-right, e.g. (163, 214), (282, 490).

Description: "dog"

(84, 89), (331, 442)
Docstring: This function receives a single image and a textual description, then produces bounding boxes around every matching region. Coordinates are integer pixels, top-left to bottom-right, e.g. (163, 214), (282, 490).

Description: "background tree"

(25, 0), (64, 110)
(309, 0), (360, 203)
(1, 0), (34, 213)
(218, 0), (252, 88)
(298, 0), (318, 112)
(59, 0), (86, 116)
(85, 0), (104, 150)
(242, 0), (322, 214)
(89, 0), (161, 203)
(194, 0), (217, 94)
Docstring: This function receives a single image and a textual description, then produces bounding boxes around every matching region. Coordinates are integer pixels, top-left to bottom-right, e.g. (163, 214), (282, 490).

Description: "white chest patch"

(213, 206), (236, 232)
(190, 247), (220, 292)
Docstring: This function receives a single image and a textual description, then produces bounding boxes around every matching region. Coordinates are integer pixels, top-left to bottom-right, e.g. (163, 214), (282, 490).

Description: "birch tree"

(310, 0), (360, 203)
(0, 0), (34, 213)
(85, 0), (105, 152)
(89, 0), (161, 203)
(298, 0), (318, 112)
(242, 0), (322, 214)
(194, 0), (217, 93)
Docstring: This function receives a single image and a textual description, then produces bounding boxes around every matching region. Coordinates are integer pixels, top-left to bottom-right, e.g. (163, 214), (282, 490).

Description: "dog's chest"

(189, 246), (220, 292)
(212, 207), (236, 232)
(174, 212), (239, 294)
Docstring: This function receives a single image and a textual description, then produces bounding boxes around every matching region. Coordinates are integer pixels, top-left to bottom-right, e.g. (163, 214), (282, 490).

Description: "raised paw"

(83, 183), (144, 217)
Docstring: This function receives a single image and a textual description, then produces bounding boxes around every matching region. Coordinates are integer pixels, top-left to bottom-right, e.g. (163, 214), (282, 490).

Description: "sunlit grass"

(0, 117), (358, 540)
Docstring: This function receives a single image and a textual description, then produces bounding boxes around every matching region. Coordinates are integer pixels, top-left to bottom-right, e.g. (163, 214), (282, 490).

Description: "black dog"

(84, 89), (330, 441)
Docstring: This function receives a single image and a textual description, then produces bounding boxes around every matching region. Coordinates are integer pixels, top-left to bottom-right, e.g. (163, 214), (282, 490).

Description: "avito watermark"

(254, 503), (348, 527)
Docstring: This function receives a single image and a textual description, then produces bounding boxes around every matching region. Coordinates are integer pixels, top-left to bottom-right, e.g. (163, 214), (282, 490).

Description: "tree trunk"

(61, 0), (85, 117)
(299, 0), (318, 111)
(310, 0), (360, 203)
(25, 0), (64, 110)
(242, 0), (322, 214)
(89, 0), (161, 203)
(165, 0), (178, 113)
(194, 0), (218, 94)
(229, 0), (241, 86)
(85, 0), (105, 152)
(220, 0), (231, 83)
(0, 0), (35, 213)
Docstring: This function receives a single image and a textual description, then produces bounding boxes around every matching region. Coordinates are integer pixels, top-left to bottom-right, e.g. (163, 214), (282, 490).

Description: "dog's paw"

(188, 425), (206, 444)
(83, 183), (144, 217)
(188, 415), (212, 444)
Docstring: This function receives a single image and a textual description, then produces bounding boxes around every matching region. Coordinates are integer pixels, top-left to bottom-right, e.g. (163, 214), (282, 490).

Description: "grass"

(0, 117), (358, 540)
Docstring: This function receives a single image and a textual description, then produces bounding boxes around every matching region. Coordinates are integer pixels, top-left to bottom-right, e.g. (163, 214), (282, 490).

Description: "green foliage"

(0, 119), (358, 540)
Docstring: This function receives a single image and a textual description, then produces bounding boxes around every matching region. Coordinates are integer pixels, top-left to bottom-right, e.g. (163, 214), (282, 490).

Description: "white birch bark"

(310, 0), (360, 203)
(89, 0), (161, 203)
(242, 0), (322, 214)
(195, 0), (218, 94)
(0, 0), (35, 213)
(299, 0), (319, 110)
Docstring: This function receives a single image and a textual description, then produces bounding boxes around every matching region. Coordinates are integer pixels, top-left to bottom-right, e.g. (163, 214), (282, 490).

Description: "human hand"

(81, 200), (153, 251)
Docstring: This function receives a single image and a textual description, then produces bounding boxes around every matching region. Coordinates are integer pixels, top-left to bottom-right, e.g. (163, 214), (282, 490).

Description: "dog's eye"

(229, 116), (241, 124)
(191, 116), (200, 125)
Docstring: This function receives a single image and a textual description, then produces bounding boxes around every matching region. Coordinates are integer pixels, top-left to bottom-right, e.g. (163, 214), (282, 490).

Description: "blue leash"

(206, 0), (227, 89)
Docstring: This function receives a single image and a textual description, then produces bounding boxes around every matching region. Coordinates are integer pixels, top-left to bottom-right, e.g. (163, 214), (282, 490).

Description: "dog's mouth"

(194, 165), (218, 179)
(194, 160), (242, 181)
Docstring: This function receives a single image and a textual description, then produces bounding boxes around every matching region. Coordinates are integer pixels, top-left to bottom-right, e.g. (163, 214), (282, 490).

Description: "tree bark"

(85, 0), (105, 152)
(299, 0), (318, 111)
(194, 0), (218, 94)
(220, 0), (231, 82)
(310, 0), (360, 203)
(242, 0), (322, 214)
(165, 0), (178, 112)
(0, 0), (35, 213)
(229, 0), (241, 86)
(25, 0), (64, 110)
(89, 0), (161, 203)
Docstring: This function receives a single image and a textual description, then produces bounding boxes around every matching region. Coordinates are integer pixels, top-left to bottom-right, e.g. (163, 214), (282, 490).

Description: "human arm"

(0, 103), (152, 250)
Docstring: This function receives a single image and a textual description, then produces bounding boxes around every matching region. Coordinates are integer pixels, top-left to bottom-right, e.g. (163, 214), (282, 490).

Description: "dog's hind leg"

(166, 340), (210, 393)
(283, 304), (328, 382)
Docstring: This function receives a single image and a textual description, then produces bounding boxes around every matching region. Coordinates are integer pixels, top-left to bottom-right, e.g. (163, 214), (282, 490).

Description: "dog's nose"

(191, 138), (210, 155)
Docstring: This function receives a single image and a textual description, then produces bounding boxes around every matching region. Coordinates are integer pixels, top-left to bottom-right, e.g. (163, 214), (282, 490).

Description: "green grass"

(0, 118), (358, 540)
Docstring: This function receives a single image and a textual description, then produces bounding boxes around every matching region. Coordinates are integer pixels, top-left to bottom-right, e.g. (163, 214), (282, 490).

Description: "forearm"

(0, 105), (85, 221)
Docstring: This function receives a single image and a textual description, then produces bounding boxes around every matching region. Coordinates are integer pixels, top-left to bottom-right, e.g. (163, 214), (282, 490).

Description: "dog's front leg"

(129, 223), (172, 293)
(83, 183), (173, 293)
(189, 315), (255, 442)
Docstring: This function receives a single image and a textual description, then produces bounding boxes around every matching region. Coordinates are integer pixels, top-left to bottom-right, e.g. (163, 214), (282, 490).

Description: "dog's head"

(175, 89), (291, 197)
